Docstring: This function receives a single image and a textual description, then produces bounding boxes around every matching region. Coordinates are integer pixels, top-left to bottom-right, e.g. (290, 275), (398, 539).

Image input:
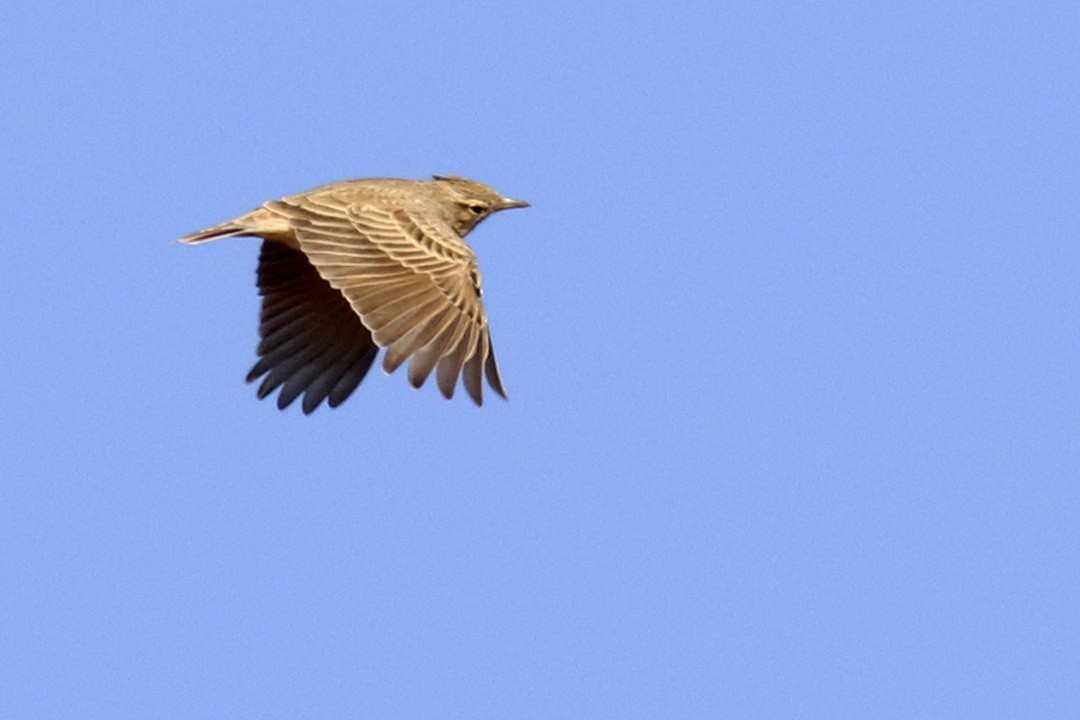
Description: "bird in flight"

(178, 175), (528, 413)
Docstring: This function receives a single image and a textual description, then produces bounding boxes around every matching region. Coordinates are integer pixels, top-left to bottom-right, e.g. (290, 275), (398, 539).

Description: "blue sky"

(2, 2), (1077, 717)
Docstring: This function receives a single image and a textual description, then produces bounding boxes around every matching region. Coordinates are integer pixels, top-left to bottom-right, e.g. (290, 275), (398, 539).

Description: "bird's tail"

(176, 221), (252, 245)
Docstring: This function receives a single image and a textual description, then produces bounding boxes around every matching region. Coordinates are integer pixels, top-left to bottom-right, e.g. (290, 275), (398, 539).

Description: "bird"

(178, 175), (529, 413)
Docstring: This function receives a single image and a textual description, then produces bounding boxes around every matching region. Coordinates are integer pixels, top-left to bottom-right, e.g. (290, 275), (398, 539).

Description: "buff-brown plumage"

(178, 175), (528, 413)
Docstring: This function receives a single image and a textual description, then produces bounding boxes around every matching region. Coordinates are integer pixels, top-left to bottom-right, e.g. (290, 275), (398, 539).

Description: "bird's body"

(179, 175), (528, 413)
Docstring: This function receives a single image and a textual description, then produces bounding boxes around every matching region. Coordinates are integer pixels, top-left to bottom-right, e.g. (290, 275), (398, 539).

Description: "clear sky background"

(2, 3), (1077, 718)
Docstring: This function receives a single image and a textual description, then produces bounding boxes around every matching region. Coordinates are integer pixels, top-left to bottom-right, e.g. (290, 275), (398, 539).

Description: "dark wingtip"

(484, 350), (508, 401)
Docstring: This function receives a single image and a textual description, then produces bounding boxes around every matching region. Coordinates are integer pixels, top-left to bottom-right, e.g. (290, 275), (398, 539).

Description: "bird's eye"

(469, 204), (487, 214)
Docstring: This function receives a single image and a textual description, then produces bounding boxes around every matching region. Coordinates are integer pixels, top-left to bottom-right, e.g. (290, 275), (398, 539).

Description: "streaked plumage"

(178, 175), (528, 412)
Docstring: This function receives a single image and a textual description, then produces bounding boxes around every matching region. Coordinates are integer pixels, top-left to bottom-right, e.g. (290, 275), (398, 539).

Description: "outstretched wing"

(247, 240), (379, 414)
(264, 192), (507, 405)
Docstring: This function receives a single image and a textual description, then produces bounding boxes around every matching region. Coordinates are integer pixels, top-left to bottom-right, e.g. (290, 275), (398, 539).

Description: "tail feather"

(177, 222), (252, 245)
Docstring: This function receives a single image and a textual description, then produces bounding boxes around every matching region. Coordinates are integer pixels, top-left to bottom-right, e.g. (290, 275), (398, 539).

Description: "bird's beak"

(498, 197), (530, 210)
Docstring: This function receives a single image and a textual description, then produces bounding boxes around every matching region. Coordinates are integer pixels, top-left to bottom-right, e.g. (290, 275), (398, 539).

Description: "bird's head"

(432, 175), (529, 236)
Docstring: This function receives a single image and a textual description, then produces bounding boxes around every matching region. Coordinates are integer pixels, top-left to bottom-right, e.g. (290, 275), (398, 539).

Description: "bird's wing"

(264, 192), (507, 405)
(247, 240), (379, 413)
